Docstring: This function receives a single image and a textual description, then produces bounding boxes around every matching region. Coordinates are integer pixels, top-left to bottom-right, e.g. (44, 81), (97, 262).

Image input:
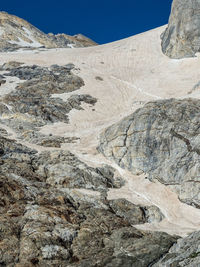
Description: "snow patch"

(67, 44), (75, 49)
(9, 27), (42, 48)
(22, 27), (42, 47)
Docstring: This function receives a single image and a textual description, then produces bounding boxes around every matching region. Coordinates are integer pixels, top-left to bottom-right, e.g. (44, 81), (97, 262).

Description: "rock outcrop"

(0, 62), (96, 146)
(99, 98), (200, 207)
(0, 134), (177, 266)
(0, 11), (97, 52)
(153, 231), (200, 266)
(161, 0), (200, 58)
(1, 8), (199, 265)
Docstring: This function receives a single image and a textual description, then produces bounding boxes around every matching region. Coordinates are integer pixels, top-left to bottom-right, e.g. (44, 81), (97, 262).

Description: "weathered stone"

(32, 150), (123, 191)
(153, 231), (200, 267)
(0, 134), (175, 266)
(72, 221), (177, 267)
(0, 102), (10, 115)
(2, 64), (97, 125)
(0, 12), (97, 52)
(0, 128), (8, 136)
(99, 98), (200, 207)
(109, 199), (164, 225)
(0, 74), (6, 86)
(0, 61), (24, 71)
(161, 0), (200, 58)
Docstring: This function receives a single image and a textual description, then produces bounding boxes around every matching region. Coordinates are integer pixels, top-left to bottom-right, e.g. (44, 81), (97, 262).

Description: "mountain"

(0, 11), (97, 52)
(1, 2), (200, 266)
(161, 0), (200, 58)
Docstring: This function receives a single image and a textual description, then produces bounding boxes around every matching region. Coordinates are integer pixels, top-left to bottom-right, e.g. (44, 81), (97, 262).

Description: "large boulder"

(153, 231), (200, 266)
(161, 0), (200, 58)
(99, 98), (200, 207)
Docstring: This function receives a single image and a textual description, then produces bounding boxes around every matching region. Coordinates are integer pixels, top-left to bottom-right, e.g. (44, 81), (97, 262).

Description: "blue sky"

(1, 0), (172, 44)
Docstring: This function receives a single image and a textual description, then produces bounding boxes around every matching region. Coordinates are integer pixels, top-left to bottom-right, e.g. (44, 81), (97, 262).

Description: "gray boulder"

(161, 0), (200, 58)
(153, 231), (200, 266)
(99, 98), (200, 207)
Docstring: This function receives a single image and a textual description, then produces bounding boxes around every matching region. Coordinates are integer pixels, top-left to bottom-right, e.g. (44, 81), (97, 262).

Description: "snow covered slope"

(1, 25), (200, 237)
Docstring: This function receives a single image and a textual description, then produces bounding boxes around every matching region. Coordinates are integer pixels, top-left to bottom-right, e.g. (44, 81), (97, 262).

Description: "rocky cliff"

(161, 0), (200, 58)
(1, 5), (200, 267)
(0, 11), (97, 52)
(0, 61), (176, 266)
(99, 98), (200, 208)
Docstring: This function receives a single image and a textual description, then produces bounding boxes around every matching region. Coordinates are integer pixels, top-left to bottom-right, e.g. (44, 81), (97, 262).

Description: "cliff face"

(161, 0), (200, 58)
(0, 61), (174, 267)
(0, 12), (97, 52)
(99, 98), (200, 208)
(2, 6), (200, 266)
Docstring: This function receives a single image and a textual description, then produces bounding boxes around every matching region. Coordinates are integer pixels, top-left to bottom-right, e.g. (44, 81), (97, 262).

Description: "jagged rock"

(0, 128), (8, 136)
(47, 33), (97, 48)
(153, 231), (200, 266)
(72, 223), (177, 267)
(161, 0), (200, 58)
(0, 74), (6, 86)
(99, 98), (200, 207)
(0, 134), (175, 266)
(0, 103), (9, 115)
(0, 61), (24, 71)
(16, 129), (80, 147)
(2, 64), (98, 125)
(143, 206), (164, 223)
(0, 11), (97, 52)
(32, 150), (124, 191)
(108, 199), (164, 225)
(3, 64), (82, 84)
(36, 136), (80, 148)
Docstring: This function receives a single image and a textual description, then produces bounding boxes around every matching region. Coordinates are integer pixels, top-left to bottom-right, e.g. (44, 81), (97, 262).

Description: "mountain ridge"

(0, 11), (97, 52)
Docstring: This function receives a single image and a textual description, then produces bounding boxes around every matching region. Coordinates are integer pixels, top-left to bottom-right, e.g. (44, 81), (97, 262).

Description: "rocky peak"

(161, 0), (200, 58)
(0, 11), (97, 52)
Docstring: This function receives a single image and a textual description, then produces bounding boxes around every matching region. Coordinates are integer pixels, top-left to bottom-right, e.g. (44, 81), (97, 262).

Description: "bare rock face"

(0, 11), (97, 52)
(0, 60), (178, 265)
(0, 134), (177, 266)
(153, 231), (200, 266)
(161, 0), (200, 58)
(99, 98), (200, 207)
(47, 33), (97, 48)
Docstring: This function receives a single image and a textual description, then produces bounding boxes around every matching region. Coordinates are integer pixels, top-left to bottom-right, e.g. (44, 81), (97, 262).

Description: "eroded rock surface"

(0, 135), (176, 266)
(161, 0), (200, 58)
(0, 11), (97, 52)
(0, 62), (96, 146)
(99, 98), (200, 207)
(153, 231), (200, 266)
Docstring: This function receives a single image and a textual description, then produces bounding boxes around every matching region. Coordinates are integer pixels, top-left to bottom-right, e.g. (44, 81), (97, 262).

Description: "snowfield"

(1, 25), (200, 236)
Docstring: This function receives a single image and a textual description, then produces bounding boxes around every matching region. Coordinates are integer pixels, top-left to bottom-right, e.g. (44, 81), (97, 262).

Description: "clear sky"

(1, 0), (172, 44)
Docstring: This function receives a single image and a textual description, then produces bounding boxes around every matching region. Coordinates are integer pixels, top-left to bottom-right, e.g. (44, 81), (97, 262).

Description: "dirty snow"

(1, 25), (200, 236)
